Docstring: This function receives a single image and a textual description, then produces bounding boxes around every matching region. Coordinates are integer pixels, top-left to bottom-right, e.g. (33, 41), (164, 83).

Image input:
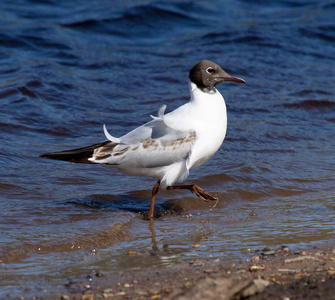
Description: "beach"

(17, 242), (335, 300)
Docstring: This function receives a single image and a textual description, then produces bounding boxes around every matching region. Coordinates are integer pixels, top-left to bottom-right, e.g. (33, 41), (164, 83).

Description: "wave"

(283, 100), (335, 110)
(62, 2), (197, 40)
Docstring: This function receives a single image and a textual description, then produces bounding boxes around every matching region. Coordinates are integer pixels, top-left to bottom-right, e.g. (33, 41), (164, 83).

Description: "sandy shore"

(21, 242), (335, 300)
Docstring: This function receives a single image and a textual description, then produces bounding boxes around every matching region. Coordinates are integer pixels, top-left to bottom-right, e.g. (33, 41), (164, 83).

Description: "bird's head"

(189, 60), (246, 92)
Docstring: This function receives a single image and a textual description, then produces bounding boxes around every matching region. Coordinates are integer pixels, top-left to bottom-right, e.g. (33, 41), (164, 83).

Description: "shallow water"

(0, 0), (335, 297)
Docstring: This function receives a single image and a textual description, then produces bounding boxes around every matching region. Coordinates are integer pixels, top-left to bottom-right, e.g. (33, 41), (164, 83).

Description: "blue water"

(1, 0), (335, 298)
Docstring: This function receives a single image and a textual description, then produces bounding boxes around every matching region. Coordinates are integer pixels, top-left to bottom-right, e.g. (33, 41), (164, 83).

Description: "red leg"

(148, 180), (160, 220)
(166, 184), (217, 201)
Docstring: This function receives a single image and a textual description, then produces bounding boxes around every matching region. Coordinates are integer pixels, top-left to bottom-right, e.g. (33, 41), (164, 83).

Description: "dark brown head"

(189, 60), (246, 92)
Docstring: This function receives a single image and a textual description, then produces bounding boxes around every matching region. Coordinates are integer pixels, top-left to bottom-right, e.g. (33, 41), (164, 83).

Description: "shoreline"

(22, 241), (335, 300)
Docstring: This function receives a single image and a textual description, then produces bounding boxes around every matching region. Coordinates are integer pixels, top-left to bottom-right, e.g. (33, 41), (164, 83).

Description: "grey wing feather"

(91, 106), (196, 167)
(92, 130), (196, 168)
(119, 105), (186, 145)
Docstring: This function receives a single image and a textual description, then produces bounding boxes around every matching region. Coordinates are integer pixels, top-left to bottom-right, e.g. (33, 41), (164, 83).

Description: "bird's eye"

(206, 67), (215, 74)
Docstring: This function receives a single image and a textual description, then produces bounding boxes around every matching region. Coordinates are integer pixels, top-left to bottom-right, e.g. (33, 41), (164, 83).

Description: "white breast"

(164, 81), (227, 171)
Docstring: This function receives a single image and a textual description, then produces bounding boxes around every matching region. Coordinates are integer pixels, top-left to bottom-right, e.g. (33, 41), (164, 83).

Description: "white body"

(90, 81), (227, 188)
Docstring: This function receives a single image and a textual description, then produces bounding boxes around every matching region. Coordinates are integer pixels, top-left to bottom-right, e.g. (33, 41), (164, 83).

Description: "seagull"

(40, 60), (245, 220)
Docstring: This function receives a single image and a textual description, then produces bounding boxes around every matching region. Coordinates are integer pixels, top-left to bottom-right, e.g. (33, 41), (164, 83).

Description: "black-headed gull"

(41, 60), (246, 219)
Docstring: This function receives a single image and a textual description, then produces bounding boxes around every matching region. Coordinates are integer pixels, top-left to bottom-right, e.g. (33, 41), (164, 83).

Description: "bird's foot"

(191, 185), (218, 202)
(167, 184), (218, 202)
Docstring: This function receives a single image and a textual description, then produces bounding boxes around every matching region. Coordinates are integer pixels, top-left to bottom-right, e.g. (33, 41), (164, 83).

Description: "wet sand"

(20, 241), (335, 300)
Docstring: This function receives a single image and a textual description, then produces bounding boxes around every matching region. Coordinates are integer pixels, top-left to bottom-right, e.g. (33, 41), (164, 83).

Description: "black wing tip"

(39, 152), (91, 163)
(39, 153), (52, 159)
(39, 141), (111, 164)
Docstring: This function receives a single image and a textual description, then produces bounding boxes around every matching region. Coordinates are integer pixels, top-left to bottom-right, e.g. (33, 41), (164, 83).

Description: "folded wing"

(92, 106), (196, 168)
(40, 105), (196, 169)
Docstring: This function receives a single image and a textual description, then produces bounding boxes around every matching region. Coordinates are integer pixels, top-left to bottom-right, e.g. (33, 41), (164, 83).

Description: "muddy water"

(0, 0), (334, 297)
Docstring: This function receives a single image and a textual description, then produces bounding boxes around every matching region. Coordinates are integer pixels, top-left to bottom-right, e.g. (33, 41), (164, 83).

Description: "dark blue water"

(1, 0), (334, 298)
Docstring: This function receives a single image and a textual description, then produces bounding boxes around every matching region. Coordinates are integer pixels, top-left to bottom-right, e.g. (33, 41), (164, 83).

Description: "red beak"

(223, 75), (246, 84)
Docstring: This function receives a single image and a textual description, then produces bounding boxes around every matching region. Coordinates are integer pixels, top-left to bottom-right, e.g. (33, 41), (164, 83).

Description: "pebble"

(278, 269), (300, 274)
(328, 269), (335, 275)
(191, 259), (205, 266)
(283, 247), (290, 253)
(135, 289), (148, 296)
(251, 256), (260, 264)
(250, 265), (265, 271)
(262, 250), (276, 256)
(103, 292), (114, 298)
(284, 256), (319, 263)
(262, 246), (274, 252)
(240, 279), (270, 298)
(102, 288), (114, 298)
(61, 296), (70, 300)
(149, 288), (160, 295)
(81, 294), (94, 300)
(203, 269), (214, 273)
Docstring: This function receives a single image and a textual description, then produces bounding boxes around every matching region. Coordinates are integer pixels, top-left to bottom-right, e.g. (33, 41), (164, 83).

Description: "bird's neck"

(188, 81), (221, 103)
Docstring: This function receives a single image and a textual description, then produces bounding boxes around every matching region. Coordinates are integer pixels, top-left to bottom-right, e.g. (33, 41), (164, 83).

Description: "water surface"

(0, 0), (334, 298)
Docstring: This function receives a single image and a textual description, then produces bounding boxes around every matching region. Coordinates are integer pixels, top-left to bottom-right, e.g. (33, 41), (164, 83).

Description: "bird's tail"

(40, 141), (111, 164)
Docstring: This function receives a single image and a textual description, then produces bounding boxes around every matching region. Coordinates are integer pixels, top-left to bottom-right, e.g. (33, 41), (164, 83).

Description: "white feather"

(150, 104), (166, 120)
(103, 124), (120, 143)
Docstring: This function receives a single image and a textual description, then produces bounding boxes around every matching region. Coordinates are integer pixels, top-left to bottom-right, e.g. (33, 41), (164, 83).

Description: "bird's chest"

(192, 96), (227, 137)
(187, 100), (227, 169)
